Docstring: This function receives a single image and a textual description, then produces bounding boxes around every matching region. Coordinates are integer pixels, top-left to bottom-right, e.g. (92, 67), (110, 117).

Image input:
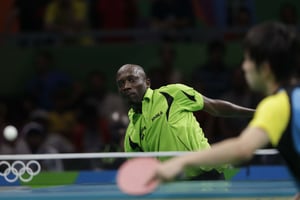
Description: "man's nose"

(123, 81), (131, 90)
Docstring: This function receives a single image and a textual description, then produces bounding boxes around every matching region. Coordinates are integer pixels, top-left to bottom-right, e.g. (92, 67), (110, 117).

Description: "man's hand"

(147, 157), (186, 183)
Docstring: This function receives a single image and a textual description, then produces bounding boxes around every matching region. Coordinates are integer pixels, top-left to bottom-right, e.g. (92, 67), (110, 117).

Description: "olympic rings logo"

(0, 160), (41, 183)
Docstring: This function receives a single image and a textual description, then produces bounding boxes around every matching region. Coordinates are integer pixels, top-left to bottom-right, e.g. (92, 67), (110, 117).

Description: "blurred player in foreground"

(150, 21), (300, 199)
(116, 63), (255, 180)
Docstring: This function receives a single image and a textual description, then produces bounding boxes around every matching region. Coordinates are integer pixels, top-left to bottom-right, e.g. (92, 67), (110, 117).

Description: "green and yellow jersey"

(124, 84), (224, 177)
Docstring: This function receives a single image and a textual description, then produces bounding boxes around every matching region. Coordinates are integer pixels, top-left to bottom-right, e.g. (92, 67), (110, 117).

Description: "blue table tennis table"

(0, 180), (297, 200)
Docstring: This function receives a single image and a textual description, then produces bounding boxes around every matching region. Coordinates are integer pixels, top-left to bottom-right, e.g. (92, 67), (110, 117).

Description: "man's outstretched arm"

(202, 95), (255, 117)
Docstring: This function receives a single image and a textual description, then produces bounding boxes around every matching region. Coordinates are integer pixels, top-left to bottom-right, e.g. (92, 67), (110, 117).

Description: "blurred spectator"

(232, 6), (252, 28)
(0, 121), (64, 171)
(150, 0), (195, 30)
(89, 0), (138, 42)
(30, 109), (74, 154)
(72, 101), (110, 169)
(25, 50), (72, 110)
(82, 70), (108, 112)
(225, 6), (253, 40)
(70, 70), (126, 168)
(191, 0), (216, 28)
(21, 122), (64, 171)
(98, 120), (127, 169)
(69, 80), (85, 110)
(76, 70), (127, 127)
(30, 108), (75, 170)
(44, 0), (93, 45)
(191, 39), (231, 98)
(73, 101), (110, 154)
(279, 2), (298, 26)
(150, 0), (195, 41)
(8, 0), (50, 32)
(72, 70), (107, 126)
(47, 86), (77, 142)
(90, 0), (138, 30)
(148, 42), (183, 89)
(100, 93), (128, 126)
(227, 1), (253, 28)
(4, 0), (50, 46)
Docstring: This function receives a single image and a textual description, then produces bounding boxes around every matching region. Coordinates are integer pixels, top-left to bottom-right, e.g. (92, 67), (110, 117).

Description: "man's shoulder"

(259, 90), (288, 107)
(255, 91), (289, 116)
(154, 84), (198, 100)
(157, 83), (192, 92)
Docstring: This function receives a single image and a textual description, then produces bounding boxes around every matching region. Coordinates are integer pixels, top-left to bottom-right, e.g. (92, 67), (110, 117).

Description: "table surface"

(0, 180), (297, 200)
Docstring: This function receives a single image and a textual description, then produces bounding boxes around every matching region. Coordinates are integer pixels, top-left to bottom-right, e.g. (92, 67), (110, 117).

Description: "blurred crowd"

(0, 0), (299, 171)
(0, 49), (130, 171)
(0, 0), (298, 46)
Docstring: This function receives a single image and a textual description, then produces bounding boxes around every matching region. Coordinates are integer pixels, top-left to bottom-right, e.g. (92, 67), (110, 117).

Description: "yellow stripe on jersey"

(249, 90), (290, 146)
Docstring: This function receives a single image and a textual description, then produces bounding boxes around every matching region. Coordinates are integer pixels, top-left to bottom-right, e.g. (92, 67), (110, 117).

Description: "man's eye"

(128, 77), (136, 82)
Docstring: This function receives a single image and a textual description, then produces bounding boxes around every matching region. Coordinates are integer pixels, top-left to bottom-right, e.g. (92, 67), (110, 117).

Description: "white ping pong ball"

(3, 125), (18, 141)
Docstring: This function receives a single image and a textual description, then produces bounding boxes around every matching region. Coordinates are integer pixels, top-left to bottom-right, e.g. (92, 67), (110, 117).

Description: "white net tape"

(0, 149), (278, 160)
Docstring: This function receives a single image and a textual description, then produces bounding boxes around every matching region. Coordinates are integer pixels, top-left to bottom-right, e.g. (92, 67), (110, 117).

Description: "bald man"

(116, 64), (255, 179)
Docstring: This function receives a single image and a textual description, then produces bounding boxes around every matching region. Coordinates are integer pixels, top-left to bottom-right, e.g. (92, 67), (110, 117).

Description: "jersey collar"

(143, 88), (153, 102)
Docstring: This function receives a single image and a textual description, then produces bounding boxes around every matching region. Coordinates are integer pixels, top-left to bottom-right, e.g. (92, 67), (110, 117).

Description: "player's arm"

(152, 127), (270, 181)
(202, 95), (255, 117)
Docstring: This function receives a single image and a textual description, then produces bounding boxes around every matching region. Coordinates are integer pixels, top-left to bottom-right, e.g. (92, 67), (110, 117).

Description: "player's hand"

(148, 157), (186, 183)
(293, 192), (300, 200)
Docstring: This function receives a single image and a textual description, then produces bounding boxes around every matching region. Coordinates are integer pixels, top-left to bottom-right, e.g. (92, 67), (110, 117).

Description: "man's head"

(242, 21), (299, 94)
(116, 64), (150, 106)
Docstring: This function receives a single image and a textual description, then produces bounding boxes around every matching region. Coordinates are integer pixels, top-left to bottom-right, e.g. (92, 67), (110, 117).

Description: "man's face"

(242, 52), (266, 94)
(116, 66), (150, 105)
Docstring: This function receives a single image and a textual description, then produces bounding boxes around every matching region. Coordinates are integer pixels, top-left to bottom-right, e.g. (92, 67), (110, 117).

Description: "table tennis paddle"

(117, 157), (160, 196)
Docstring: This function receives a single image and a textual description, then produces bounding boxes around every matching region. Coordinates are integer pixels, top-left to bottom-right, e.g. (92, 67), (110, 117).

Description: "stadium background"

(0, 0), (299, 168)
(0, 0), (299, 96)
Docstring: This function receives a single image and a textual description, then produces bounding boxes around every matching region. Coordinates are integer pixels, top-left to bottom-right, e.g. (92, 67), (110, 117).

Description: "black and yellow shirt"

(249, 88), (300, 188)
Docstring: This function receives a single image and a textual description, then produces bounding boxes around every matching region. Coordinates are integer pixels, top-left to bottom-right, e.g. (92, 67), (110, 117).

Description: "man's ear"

(146, 78), (151, 88)
(260, 61), (273, 79)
